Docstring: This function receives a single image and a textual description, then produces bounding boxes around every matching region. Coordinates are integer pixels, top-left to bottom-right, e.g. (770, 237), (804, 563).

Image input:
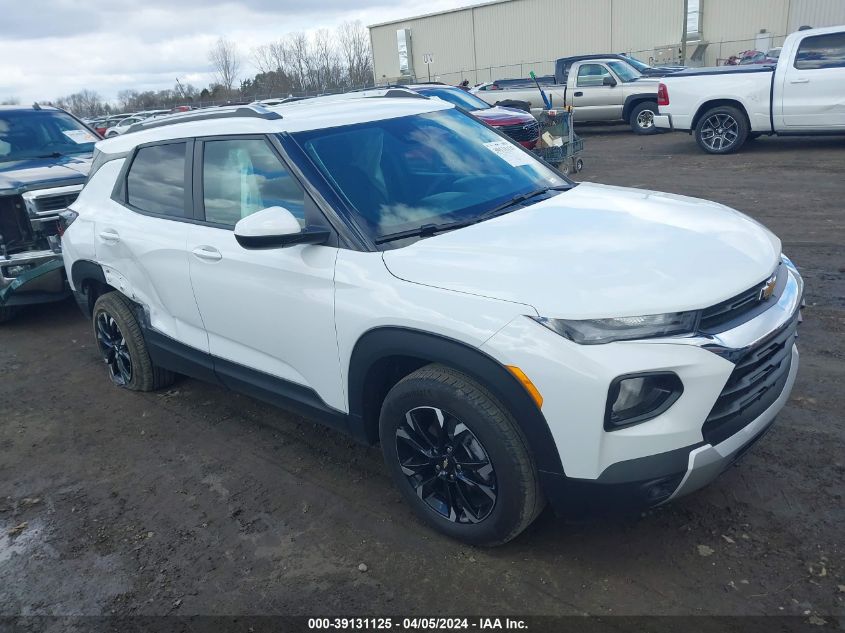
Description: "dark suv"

(0, 105), (97, 322)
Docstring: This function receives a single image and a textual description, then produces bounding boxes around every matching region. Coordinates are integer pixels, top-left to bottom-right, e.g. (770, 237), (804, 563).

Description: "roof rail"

(126, 104), (282, 133)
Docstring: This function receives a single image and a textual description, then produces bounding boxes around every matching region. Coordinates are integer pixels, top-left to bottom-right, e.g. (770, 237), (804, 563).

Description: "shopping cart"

(532, 109), (584, 175)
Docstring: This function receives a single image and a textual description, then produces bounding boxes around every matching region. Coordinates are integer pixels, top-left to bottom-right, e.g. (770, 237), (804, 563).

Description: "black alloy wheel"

(396, 405), (497, 524)
(96, 311), (133, 385)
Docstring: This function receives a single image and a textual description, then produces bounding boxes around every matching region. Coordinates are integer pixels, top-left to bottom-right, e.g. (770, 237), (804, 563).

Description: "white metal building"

(369, 0), (845, 85)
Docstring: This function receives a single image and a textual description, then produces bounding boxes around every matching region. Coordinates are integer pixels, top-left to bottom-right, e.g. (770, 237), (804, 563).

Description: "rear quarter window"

(126, 143), (188, 217)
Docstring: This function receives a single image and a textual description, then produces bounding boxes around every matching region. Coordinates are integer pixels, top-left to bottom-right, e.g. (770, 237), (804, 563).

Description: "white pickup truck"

(654, 25), (845, 153)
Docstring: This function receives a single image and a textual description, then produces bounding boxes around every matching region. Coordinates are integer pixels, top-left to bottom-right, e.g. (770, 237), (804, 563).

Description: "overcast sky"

(0, 0), (487, 104)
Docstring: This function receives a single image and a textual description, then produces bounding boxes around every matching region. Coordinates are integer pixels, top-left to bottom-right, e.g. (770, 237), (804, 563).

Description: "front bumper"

(481, 263), (803, 516)
(653, 113), (673, 130)
(0, 249), (69, 307)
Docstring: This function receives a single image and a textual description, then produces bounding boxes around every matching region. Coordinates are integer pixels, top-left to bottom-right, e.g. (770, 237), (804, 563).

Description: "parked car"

(737, 49), (780, 65)
(556, 54), (685, 79)
(0, 105), (96, 322)
(655, 25), (845, 153)
(472, 59), (661, 134)
(104, 116), (146, 138)
(405, 84), (540, 148)
(63, 98), (802, 545)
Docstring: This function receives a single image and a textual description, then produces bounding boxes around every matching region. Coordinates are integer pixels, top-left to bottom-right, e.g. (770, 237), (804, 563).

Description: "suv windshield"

(0, 109), (98, 162)
(414, 87), (492, 112)
(292, 108), (569, 242)
(607, 61), (642, 81)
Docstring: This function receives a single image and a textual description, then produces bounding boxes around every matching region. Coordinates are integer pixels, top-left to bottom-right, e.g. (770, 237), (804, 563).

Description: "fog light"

(604, 372), (683, 431)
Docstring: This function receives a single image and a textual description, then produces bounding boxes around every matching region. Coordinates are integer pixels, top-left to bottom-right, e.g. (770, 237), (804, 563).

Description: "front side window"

(292, 108), (569, 242)
(202, 138), (306, 227)
(126, 143), (187, 217)
(794, 32), (845, 69)
(577, 64), (611, 87)
(0, 110), (98, 162)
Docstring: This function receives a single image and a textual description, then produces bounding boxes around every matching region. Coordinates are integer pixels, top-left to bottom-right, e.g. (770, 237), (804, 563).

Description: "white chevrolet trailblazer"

(62, 94), (803, 545)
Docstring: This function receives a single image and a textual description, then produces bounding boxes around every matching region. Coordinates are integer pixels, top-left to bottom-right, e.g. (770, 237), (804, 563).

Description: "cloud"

(0, 0), (489, 103)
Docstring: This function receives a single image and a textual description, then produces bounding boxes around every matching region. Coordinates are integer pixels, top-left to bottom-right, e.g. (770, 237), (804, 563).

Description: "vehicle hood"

(473, 106), (535, 125)
(0, 154), (92, 194)
(382, 183), (781, 319)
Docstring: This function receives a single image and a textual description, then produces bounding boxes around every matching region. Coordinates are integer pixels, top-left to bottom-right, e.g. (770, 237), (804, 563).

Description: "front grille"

(702, 309), (799, 445)
(32, 192), (79, 214)
(699, 265), (783, 332)
(0, 195), (33, 246)
(500, 120), (540, 142)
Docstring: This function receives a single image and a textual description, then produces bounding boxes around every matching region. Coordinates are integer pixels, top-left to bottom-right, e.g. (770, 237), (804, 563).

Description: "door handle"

(191, 246), (222, 262)
(574, 91), (583, 97)
(98, 229), (120, 243)
(790, 77), (810, 83)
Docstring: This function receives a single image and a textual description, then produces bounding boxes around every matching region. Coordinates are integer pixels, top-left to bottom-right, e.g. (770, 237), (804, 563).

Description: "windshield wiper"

(36, 152), (65, 158)
(375, 218), (477, 244)
(476, 185), (570, 221)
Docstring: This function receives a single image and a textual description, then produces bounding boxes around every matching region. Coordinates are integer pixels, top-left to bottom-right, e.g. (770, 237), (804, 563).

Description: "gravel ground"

(1, 126), (843, 624)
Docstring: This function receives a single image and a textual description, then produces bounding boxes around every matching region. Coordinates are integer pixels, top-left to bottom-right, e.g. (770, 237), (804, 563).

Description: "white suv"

(62, 98), (803, 545)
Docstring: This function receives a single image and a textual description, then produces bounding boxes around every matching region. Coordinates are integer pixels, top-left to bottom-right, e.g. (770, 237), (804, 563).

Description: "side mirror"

(234, 206), (330, 249)
(603, 75), (617, 87)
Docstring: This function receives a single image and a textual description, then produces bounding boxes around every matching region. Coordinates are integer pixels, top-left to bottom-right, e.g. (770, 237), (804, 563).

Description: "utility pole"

(681, 0), (689, 66)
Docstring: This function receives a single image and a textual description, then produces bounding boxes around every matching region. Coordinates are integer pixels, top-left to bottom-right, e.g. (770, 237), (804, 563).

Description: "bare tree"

(208, 37), (241, 93)
(54, 90), (107, 117)
(1, 96), (21, 105)
(338, 21), (374, 88)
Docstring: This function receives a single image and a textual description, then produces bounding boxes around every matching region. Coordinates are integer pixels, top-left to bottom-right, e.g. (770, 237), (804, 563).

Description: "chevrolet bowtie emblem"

(760, 274), (777, 301)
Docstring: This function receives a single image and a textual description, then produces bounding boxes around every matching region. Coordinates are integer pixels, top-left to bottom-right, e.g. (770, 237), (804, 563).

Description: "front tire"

(379, 364), (545, 546)
(694, 105), (749, 154)
(92, 292), (175, 391)
(630, 100), (659, 135)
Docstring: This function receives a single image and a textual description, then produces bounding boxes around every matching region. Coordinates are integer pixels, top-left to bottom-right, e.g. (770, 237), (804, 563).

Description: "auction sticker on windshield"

(62, 129), (98, 144)
(483, 140), (533, 167)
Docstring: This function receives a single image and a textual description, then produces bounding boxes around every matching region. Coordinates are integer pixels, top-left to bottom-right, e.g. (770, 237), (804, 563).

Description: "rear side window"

(126, 143), (187, 216)
(794, 32), (845, 69)
(576, 64), (611, 87)
(201, 138), (306, 227)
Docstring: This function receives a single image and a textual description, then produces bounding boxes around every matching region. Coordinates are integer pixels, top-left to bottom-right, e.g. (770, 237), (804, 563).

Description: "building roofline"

(368, 0), (516, 29)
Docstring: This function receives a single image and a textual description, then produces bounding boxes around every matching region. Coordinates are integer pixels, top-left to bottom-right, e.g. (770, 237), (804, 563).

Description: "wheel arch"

(622, 94), (658, 122)
(691, 99), (751, 131)
(347, 326), (565, 475)
(70, 260), (117, 317)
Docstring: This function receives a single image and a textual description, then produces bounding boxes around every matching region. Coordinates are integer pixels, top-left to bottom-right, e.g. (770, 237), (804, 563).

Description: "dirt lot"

(1, 127), (843, 624)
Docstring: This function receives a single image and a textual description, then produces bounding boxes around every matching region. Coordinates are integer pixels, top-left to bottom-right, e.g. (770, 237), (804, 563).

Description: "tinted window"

(0, 110), (98, 163)
(126, 143), (187, 216)
(293, 108), (568, 241)
(202, 138), (306, 227)
(795, 32), (845, 69)
(577, 64), (611, 87)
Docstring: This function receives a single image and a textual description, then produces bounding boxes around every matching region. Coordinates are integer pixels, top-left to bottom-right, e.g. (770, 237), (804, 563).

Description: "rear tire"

(379, 364), (545, 546)
(630, 100), (659, 135)
(694, 105), (749, 154)
(92, 292), (175, 391)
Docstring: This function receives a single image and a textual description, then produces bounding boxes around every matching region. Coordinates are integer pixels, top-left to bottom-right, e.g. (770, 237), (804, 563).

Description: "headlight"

(532, 311), (699, 345)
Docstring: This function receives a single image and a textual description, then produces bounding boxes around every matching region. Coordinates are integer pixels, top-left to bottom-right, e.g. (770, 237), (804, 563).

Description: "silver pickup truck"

(471, 58), (661, 134)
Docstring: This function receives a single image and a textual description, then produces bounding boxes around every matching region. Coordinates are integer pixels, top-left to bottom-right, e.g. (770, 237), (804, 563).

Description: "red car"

(409, 84), (540, 149)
